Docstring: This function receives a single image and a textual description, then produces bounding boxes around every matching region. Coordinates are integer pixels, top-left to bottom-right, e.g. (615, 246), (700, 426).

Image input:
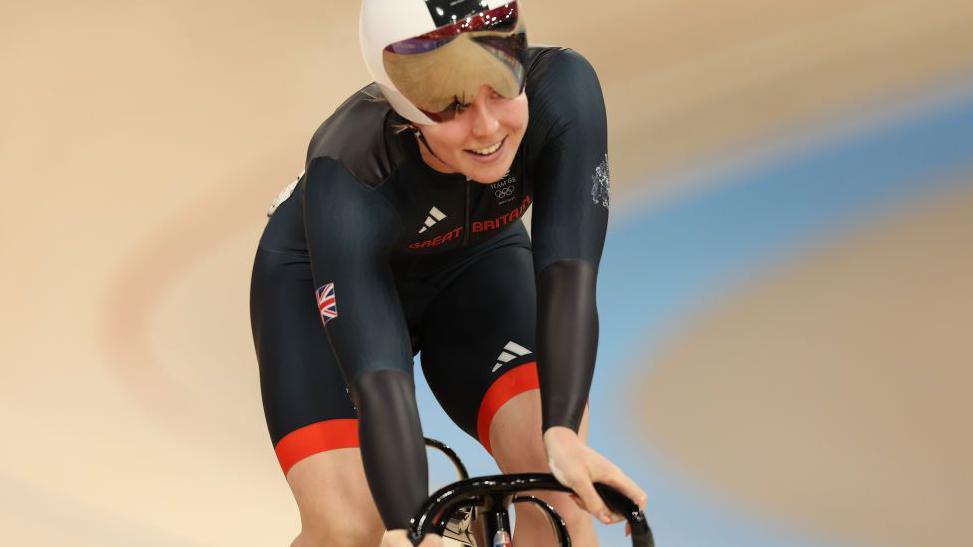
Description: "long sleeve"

(302, 158), (428, 531)
(528, 49), (610, 432)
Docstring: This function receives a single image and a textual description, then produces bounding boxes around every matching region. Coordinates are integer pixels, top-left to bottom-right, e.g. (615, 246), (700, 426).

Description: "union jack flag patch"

(315, 282), (338, 325)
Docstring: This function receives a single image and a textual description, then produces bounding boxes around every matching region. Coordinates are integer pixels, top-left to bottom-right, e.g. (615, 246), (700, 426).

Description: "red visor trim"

(274, 419), (359, 475)
(421, 2), (518, 39)
(386, 2), (519, 54)
(476, 361), (539, 454)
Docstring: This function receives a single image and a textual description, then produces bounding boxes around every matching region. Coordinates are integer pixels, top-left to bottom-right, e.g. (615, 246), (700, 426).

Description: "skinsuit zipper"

(462, 177), (471, 246)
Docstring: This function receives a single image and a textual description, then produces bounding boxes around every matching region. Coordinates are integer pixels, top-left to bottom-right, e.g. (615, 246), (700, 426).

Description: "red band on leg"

(476, 362), (539, 455)
(274, 419), (359, 475)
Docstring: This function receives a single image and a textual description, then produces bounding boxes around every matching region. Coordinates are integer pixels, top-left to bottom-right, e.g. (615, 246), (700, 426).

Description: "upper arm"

(301, 157), (411, 380)
(529, 49), (610, 275)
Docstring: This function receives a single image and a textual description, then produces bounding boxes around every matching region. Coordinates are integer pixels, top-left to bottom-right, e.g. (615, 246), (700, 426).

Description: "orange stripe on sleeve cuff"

(274, 419), (359, 475)
(476, 362), (539, 455)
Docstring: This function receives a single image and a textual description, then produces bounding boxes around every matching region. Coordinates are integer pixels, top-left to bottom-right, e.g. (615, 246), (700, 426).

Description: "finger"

(597, 465), (648, 509)
(381, 530), (403, 547)
(419, 533), (444, 547)
(569, 493), (588, 512)
(625, 522), (631, 537)
(574, 478), (612, 524)
(383, 535), (410, 547)
(384, 529), (427, 547)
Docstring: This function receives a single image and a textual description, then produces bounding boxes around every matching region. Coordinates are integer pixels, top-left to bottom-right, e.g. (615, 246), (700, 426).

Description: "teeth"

(471, 141), (502, 156)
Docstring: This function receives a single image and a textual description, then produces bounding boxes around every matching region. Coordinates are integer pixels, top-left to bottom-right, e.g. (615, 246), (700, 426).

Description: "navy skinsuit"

(250, 46), (611, 532)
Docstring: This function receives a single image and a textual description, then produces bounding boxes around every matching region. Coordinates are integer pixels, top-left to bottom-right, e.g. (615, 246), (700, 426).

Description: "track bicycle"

(415, 438), (655, 547)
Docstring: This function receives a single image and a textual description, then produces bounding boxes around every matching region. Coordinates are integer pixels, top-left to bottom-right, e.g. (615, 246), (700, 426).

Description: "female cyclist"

(250, 1), (646, 545)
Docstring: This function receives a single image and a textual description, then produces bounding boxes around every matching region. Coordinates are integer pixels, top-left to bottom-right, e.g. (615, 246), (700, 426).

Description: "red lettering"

(410, 226), (464, 250)
(485, 220), (497, 231)
(472, 221), (483, 233)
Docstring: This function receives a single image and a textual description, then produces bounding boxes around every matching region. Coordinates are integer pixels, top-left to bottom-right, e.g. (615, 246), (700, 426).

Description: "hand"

(543, 426), (647, 526)
(381, 529), (443, 547)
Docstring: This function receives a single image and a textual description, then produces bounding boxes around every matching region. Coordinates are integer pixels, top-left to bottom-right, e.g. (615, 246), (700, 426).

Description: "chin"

(468, 171), (505, 184)
(464, 156), (516, 184)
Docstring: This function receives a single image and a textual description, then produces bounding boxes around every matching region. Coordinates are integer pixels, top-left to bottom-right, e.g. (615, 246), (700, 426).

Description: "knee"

(487, 393), (549, 474)
(493, 430), (549, 475)
(286, 451), (386, 547)
(488, 392), (591, 475)
(292, 472), (384, 547)
(294, 509), (384, 547)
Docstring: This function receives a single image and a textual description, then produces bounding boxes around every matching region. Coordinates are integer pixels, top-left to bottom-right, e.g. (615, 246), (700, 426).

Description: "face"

(415, 85), (528, 184)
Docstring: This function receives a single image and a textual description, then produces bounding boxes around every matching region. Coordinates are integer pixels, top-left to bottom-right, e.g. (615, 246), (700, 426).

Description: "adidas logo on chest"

(418, 206), (446, 234)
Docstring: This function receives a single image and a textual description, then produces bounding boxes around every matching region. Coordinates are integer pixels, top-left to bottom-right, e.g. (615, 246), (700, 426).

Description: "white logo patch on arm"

(590, 154), (610, 209)
(266, 171), (304, 217)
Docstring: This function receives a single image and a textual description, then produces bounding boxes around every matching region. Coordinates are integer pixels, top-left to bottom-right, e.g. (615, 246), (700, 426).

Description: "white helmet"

(359, 0), (529, 125)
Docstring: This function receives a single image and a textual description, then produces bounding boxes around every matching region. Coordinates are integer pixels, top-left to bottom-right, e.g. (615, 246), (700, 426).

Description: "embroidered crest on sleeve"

(590, 154), (610, 209)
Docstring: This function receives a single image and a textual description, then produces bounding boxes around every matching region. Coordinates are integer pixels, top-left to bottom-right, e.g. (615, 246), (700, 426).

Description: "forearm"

(536, 259), (599, 433)
(351, 369), (429, 532)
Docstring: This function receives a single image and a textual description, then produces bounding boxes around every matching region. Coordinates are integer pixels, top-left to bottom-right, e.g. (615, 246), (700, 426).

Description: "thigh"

(250, 247), (359, 475)
(419, 239), (540, 453)
(489, 392), (590, 471)
(490, 397), (597, 546)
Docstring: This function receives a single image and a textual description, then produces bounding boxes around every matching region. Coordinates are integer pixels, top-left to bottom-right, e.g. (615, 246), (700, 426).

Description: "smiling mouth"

(466, 136), (507, 158)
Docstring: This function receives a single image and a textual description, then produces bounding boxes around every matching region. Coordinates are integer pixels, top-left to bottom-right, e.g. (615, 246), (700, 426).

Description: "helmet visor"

(382, 2), (528, 122)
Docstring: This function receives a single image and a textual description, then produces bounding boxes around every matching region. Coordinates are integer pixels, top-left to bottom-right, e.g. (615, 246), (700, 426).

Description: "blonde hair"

(363, 85), (415, 134)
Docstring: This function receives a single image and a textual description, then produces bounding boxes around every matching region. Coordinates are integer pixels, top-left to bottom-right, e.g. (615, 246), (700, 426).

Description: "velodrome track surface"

(2, 1), (972, 545)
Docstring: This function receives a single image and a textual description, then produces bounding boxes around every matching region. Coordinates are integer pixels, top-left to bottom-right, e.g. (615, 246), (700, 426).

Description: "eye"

(450, 98), (471, 115)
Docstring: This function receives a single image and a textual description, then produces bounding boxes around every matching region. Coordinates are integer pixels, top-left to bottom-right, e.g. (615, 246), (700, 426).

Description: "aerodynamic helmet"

(359, 0), (529, 125)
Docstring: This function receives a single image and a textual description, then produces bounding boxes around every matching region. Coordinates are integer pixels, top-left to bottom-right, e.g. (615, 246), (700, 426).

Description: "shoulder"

(301, 155), (401, 241)
(525, 46), (602, 100)
(522, 47), (607, 155)
(305, 83), (408, 188)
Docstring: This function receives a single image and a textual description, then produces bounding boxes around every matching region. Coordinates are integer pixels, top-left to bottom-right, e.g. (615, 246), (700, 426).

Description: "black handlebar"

(410, 472), (654, 547)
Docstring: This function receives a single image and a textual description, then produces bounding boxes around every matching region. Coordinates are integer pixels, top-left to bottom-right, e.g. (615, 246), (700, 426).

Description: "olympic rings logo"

(495, 186), (515, 198)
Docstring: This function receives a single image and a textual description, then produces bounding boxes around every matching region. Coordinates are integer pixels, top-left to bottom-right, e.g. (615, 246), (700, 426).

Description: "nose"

(470, 88), (500, 138)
